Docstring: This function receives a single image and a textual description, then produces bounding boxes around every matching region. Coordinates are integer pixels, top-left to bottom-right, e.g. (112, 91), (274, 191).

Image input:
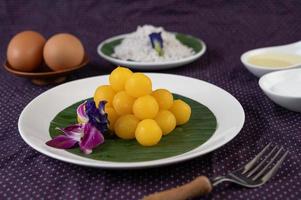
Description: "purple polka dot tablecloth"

(0, 1), (301, 199)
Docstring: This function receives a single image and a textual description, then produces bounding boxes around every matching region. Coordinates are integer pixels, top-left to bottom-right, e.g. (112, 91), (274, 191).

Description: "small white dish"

(97, 33), (206, 70)
(18, 74), (244, 169)
(241, 41), (301, 77)
(259, 68), (301, 112)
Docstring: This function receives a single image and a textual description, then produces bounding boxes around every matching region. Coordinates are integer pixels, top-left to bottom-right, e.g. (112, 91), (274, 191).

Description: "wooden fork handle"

(143, 176), (212, 200)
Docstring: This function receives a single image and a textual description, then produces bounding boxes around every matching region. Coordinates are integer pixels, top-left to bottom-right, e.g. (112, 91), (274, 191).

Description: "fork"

(143, 143), (289, 200)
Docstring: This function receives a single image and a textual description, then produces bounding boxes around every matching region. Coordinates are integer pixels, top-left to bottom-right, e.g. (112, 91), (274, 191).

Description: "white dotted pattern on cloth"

(1, 1), (301, 200)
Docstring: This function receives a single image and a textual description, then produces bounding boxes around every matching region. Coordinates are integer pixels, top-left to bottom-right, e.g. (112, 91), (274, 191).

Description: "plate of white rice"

(97, 25), (206, 70)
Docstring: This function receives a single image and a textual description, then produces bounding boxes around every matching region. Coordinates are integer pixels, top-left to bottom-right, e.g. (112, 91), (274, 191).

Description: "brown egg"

(7, 31), (46, 72)
(43, 33), (84, 71)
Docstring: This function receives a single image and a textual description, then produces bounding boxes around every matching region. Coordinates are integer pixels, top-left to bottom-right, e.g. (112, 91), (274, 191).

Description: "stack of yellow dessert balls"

(93, 67), (191, 147)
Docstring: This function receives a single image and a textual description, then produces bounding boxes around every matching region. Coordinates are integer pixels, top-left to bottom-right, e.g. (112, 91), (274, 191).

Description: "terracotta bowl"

(4, 54), (89, 85)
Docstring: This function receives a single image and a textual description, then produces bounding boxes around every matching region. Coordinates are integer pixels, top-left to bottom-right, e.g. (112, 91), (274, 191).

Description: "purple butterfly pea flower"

(85, 100), (108, 133)
(149, 32), (164, 56)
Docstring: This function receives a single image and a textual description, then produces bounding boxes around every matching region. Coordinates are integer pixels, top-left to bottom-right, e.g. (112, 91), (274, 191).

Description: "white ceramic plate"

(18, 74), (244, 169)
(97, 33), (206, 70)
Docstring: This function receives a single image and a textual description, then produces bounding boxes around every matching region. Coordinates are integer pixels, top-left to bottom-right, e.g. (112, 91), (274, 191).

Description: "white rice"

(112, 25), (195, 62)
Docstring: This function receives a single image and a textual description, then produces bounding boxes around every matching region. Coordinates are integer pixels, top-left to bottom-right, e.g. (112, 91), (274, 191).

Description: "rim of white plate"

(97, 33), (207, 69)
(18, 74), (244, 169)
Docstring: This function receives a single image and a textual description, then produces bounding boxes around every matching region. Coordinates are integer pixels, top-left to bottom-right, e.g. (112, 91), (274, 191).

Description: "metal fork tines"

(143, 143), (289, 200)
(212, 143), (289, 187)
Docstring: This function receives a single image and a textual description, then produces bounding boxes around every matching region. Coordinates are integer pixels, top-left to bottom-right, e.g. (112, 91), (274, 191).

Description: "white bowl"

(241, 41), (301, 77)
(259, 68), (301, 112)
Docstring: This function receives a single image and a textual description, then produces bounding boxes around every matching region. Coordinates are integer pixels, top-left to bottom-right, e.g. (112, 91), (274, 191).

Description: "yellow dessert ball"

(105, 107), (119, 131)
(109, 66), (133, 92)
(152, 89), (174, 109)
(125, 73), (152, 97)
(154, 110), (176, 135)
(135, 119), (162, 146)
(113, 91), (135, 115)
(133, 95), (159, 119)
(169, 100), (191, 125)
(114, 114), (139, 140)
(94, 85), (116, 107)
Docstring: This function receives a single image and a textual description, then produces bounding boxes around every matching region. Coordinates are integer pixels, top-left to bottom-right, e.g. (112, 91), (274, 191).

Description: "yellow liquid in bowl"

(248, 53), (301, 68)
